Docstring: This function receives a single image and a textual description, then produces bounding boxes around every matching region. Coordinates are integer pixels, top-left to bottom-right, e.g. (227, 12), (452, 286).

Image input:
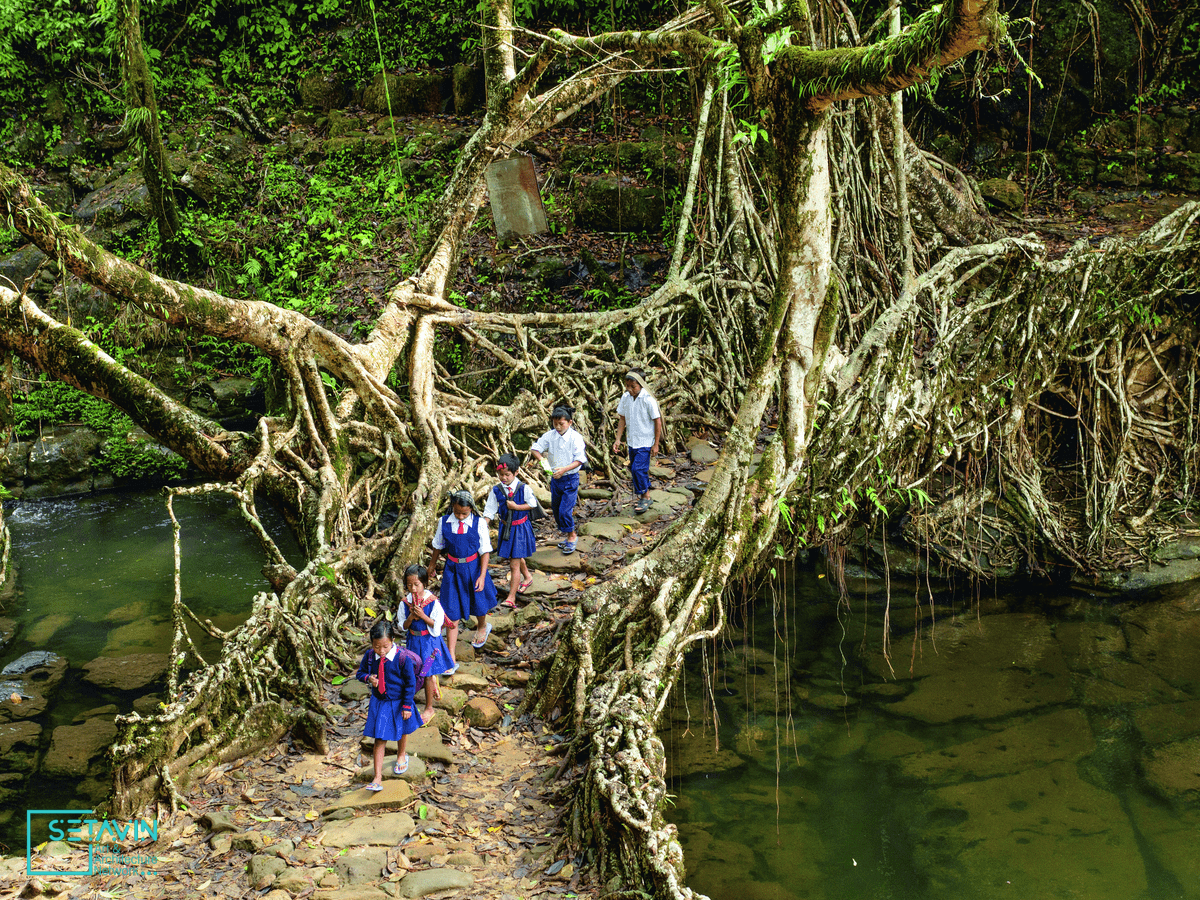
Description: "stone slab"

(321, 811), (417, 847)
(323, 778), (414, 813)
(527, 548), (584, 573)
(81, 653), (169, 691)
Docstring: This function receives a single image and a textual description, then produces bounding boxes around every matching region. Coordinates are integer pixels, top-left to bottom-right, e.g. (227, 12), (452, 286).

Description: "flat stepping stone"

(354, 753), (429, 783)
(647, 489), (685, 506)
(396, 869), (475, 898)
(321, 811), (416, 847)
(527, 547), (583, 572)
(574, 535), (602, 554)
(323, 777), (413, 813)
(689, 443), (719, 464)
(693, 467), (715, 483)
(649, 464), (674, 477)
(513, 571), (561, 596)
(578, 488), (612, 499)
(580, 520), (627, 541)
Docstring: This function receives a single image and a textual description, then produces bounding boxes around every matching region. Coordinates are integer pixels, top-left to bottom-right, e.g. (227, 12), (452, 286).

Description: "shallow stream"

(663, 570), (1200, 900)
(0, 491), (297, 854)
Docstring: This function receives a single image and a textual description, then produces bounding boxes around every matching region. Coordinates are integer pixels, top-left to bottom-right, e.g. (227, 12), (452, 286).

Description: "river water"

(662, 569), (1200, 900)
(0, 491), (298, 855)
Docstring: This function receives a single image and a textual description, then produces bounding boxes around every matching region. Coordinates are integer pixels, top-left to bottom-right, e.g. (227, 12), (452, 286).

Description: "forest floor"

(1, 448), (718, 900)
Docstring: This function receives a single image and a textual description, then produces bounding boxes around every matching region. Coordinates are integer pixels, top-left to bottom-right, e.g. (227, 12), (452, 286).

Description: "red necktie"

(457, 520), (465, 535)
(376, 653), (387, 696)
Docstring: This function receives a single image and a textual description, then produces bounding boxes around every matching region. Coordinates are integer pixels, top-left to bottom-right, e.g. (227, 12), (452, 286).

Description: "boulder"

(463, 696), (502, 728)
(452, 62), (485, 114)
(0, 721), (42, 771)
(0, 244), (48, 287)
(81, 654), (169, 691)
(25, 427), (101, 490)
(74, 167), (152, 227)
(180, 160), (241, 207)
(298, 71), (347, 111)
(362, 72), (446, 115)
(334, 847), (388, 885)
(248, 854), (287, 889)
(689, 443), (719, 464)
(43, 717), (118, 777)
(1, 651), (64, 677)
(574, 176), (666, 233)
(395, 868), (475, 898)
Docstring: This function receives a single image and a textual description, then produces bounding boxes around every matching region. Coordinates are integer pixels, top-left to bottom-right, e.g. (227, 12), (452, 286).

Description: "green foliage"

(12, 377), (189, 480)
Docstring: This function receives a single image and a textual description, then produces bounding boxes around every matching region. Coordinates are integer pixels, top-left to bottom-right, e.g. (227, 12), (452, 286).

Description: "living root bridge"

(529, 204), (1200, 900)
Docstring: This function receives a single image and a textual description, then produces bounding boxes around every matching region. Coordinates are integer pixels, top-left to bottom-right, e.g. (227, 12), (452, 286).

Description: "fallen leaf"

(9, 693), (20, 704)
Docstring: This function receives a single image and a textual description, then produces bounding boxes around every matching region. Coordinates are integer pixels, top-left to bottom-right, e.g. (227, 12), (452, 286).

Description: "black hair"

(369, 619), (394, 643)
(550, 404), (575, 425)
(403, 564), (429, 587)
(496, 453), (521, 473)
(448, 489), (477, 512)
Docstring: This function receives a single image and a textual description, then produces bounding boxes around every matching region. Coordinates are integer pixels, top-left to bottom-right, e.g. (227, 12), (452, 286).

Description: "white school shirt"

(482, 478), (540, 521)
(398, 589), (445, 637)
(531, 427), (587, 470)
(616, 391), (662, 450)
(430, 513), (494, 554)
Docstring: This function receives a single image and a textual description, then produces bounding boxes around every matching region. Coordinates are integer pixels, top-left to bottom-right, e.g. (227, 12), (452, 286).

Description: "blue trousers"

(551, 471), (580, 534)
(629, 446), (651, 496)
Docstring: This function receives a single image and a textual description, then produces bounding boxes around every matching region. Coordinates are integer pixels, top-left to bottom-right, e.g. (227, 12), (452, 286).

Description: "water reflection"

(663, 571), (1200, 900)
(0, 491), (299, 853)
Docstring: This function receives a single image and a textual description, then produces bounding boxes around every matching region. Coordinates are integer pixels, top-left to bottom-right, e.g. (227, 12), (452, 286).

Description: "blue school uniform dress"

(484, 481), (538, 559)
(400, 590), (454, 676)
(532, 427), (587, 534)
(432, 514), (498, 622)
(356, 644), (421, 741)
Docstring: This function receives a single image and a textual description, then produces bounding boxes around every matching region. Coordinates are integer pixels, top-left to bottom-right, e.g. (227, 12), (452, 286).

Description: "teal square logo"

(26, 810), (94, 876)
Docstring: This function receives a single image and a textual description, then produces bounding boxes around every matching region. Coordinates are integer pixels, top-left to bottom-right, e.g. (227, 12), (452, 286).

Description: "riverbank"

(0, 447), (716, 898)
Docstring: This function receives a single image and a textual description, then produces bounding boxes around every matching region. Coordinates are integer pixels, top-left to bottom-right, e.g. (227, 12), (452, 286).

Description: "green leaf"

(331, 675), (347, 685)
(418, 804), (428, 819)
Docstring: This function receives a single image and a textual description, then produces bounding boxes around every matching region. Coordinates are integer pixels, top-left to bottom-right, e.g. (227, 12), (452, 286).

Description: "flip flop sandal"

(365, 782), (384, 792)
(518, 579), (533, 593)
(501, 598), (517, 608)
(470, 622), (493, 648)
(393, 755), (409, 775)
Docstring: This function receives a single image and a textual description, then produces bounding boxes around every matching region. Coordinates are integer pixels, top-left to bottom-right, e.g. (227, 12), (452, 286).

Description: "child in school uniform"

(427, 490), (499, 653)
(398, 564), (455, 722)
(530, 405), (587, 555)
(482, 453), (538, 607)
(356, 619), (421, 790)
(612, 370), (663, 513)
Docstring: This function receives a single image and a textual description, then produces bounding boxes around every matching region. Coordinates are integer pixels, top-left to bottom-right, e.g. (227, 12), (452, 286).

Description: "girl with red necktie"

(356, 619), (421, 790)
(427, 491), (499, 655)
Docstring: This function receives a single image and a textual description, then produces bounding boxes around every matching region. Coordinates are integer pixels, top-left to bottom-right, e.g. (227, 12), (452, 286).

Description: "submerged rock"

(42, 717), (118, 777)
(915, 760), (1145, 900)
(1, 651), (63, 676)
(81, 653), (169, 691)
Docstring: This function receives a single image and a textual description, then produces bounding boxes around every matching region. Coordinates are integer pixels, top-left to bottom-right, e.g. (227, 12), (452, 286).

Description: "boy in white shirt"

(530, 405), (587, 554)
(612, 371), (662, 513)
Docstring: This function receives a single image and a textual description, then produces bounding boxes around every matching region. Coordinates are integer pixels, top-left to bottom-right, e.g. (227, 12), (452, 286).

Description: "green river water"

(663, 571), (1200, 900)
(0, 491), (298, 854)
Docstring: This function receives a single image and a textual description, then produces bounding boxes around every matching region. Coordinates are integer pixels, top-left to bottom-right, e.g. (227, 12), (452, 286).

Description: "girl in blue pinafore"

(399, 563), (454, 722)
(482, 453), (538, 608)
(427, 490), (498, 657)
(356, 619), (422, 790)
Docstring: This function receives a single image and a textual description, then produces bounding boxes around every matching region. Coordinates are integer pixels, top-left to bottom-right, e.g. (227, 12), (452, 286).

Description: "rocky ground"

(0, 441), (720, 900)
